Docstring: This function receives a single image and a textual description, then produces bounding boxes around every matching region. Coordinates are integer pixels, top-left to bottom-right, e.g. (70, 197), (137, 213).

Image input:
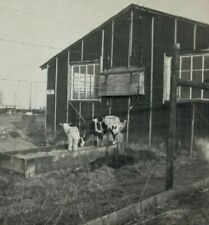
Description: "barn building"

(41, 4), (209, 149)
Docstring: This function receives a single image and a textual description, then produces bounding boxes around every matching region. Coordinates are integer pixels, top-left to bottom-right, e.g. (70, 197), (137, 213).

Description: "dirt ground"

(0, 153), (208, 225)
(0, 115), (209, 225)
(126, 182), (209, 225)
(0, 114), (45, 152)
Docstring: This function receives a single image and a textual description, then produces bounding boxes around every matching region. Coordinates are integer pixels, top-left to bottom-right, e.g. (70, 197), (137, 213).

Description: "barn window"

(70, 63), (100, 100)
(163, 53), (209, 102)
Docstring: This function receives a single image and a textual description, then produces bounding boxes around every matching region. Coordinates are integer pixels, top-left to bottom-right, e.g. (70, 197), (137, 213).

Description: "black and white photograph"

(0, 0), (209, 224)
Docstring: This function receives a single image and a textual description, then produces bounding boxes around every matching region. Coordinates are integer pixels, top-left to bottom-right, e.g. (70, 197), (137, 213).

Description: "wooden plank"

(193, 24), (197, 51)
(177, 79), (209, 90)
(67, 50), (70, 123)
(126, 98), (131, 143)
(166, 43), (180, 190)
(148, 17), (155, 151)
(110, 20), (114, 67)
(100, 66), (144, 75)
(128, 10), (133, 67)
(100, 29), (104, 73)
(54, 57), (58, 138)
(190, 104), (195, 158)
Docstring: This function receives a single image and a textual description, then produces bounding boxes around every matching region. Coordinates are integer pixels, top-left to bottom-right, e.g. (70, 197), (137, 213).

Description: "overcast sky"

(0, 0), (209, 108)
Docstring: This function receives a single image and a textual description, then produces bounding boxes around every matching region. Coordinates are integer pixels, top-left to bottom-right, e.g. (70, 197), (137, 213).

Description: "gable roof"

(41, 3), (209, 69)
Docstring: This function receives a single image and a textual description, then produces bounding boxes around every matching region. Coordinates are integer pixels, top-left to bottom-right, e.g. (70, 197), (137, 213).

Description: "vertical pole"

(108, 98), (112, 115)
(190, 56), (193, 99)
(110, 20), (114, 68)
(66, 50), (70, 123)
(79, 102), (82, 130)
(14, 93), (16, 108)
(54, 57), (58, 138)
(190, 104), (195, 158)
(29, 81), (32, 110)
(174, 18), (177, 44)
(45, 64), (49, 142)
(166, 43), (180, 190)
(128, 10), (134, 67)
(80, 42), (83, 128)
(100, 29), (105, 73)
(193, 24), (197, 51)
(126, 97), (131, 144)
(81, 40), (84, 62)
(92, 102), (95, 119)
(148, 17), (154, 151)
(201, 55), (204, 99)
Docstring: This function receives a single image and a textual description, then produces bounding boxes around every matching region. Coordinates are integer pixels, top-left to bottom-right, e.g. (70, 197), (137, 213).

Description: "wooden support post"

(108, 98), (112, 115)
(190, 104), (195, 158)
(174, 18), (177, 44)
(66, 50), (70, 123)
(81, 40), (84, 62)
(110, 20), (114, 67)
(126, 97), (131, 144)
(54, 57), (58, 138)
(29, 81), (32, 110)
(45, 64), (49, 141)
(79, 102), (82, 129)
(100, 29), (104, 73)
(148, 17), (154, 151)
(92, 102), (95, 119)
(128, 10), (133, 67)
(193, 24), (197, 51)
(177, 79), (209, 90)
(166, 43), (180, 190)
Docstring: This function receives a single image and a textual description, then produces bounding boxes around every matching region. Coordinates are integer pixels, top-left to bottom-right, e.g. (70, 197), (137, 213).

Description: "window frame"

(70, 63), (100, 101)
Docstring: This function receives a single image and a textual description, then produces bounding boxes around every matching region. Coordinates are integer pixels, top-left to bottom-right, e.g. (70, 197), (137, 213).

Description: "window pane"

(87, 65), (93, 75)
(73, 91), (79, 99)
(73, 66), (79, 73)
(181, 71), (190, 80)
(95, 64), (100, 75)
(204, 70), (209, 98)
(181, 57), (191, 70)
(80, 66), (86, 74)
(204, 70), (209, 82)
(193, 56), (202, 70)
(80, 91), (85, 99)
(181, 87), (190, 99)
(192, 71), (202, 98)
(204, 55), (209, 69)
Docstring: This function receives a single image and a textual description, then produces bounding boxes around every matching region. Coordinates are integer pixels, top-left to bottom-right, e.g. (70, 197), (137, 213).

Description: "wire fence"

(1, 61), (209, 225)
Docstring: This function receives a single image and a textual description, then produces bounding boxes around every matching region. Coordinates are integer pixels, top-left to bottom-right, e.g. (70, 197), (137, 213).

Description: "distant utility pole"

(14, 93), (16, 107)
(166, 43), (180, 190)
(29, 81), (32, 110)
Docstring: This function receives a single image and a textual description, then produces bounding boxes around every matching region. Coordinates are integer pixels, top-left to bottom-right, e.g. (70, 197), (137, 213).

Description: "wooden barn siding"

(194, 103), (209, 137)
(196, 25), (209, 49)
(112, 10), (130, 67)
(46, 6), (209, 143)
(68, 102), (80, 127)
(46, 59), (56, 138)
(56, 51), (68, 137)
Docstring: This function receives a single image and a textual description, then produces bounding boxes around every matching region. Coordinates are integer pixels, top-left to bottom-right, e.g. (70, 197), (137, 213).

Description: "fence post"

(166, 43), (180, 190)
(190, 104), (196, 158)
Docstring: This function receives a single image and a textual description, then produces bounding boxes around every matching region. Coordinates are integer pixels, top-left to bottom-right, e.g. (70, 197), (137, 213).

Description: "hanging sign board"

(99, 70), (145, 96)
